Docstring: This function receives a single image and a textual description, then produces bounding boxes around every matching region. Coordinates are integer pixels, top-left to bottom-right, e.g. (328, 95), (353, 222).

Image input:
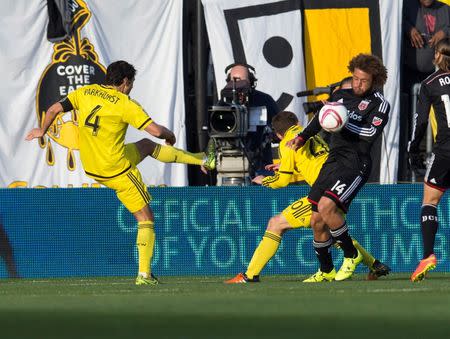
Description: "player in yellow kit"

(26, 60), (215, 285)
(225, 111), (390, 283)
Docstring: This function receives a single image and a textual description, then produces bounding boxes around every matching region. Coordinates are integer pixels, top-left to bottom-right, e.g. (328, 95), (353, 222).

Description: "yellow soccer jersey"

(65, 84), (153, 179)
(262, 125), (328, 188)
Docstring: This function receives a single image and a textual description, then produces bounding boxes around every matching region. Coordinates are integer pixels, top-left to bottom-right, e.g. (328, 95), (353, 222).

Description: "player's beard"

(353, 87), (371, 97)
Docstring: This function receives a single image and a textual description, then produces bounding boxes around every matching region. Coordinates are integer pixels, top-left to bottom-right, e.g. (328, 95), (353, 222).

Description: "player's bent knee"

(135, 138), (157, 157)
(266, 215), (287, 234)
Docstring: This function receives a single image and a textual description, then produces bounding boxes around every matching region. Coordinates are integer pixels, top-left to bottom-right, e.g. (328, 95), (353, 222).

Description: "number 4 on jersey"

(85, 105), (102, 135)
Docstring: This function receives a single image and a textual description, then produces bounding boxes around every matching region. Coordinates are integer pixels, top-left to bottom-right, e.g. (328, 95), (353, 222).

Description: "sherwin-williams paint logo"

(35, 0), (106, 171)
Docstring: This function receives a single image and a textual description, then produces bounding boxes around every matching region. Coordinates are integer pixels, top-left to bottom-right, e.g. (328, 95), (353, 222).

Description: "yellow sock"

(352, 239), (375, 268)
(245, 231), (281, 279)
(137, 220), (155, 276)
(152, 144), (205, 165)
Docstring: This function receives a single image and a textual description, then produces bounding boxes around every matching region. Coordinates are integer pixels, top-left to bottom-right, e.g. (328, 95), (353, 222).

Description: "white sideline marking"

(367, 288), (431, 293)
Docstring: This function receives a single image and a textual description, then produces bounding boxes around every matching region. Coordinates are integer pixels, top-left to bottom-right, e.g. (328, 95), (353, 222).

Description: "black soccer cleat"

(367, 260), (391, 280)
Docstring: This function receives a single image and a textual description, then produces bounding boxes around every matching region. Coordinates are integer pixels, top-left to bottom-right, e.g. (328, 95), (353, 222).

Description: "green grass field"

(1, 274), (449, 339)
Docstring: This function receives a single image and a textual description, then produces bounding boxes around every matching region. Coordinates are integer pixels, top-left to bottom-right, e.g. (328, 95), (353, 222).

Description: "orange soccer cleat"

(224, 273), (260, 284)
(411, 254), (437, 282)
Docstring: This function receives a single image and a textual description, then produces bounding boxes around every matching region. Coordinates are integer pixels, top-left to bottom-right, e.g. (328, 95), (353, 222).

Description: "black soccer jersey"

(408, 69), (450, 156)
(299, 88), (390, 174)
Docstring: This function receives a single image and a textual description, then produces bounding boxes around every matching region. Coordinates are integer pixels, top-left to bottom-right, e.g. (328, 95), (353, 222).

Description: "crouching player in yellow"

(225, 111), (390, 283)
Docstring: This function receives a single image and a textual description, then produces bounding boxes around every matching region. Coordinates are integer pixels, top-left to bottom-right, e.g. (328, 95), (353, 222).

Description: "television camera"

(207, 77), (253, 186)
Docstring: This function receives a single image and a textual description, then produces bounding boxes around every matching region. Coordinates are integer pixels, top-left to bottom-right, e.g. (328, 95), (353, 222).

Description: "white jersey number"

(440, 94), (450, 127)
(331, 180), (347, 196)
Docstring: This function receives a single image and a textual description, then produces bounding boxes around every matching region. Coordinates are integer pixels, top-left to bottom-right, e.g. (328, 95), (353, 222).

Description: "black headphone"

(224, 62), (257, 89)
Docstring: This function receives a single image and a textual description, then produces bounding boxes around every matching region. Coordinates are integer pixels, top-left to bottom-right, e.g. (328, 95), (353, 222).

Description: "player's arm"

(124, 98), (177, 145)
(26, 89), (77, 141)
(25, 102), (64, 140)
(286, 115), (321, 151)
(407, 84), (431, 170)
(144, 122), (176, 146)
(261, 146), (294, 189)
(408, 84), (431, 154)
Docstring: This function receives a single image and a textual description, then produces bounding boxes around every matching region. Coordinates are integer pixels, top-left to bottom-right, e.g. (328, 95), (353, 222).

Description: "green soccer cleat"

(303, 268), (336, 282)
(135, 273), (159, 286)
(335, 249), (363, 281)
(367, 259), (391, 280)
(202, 139), (216, 171)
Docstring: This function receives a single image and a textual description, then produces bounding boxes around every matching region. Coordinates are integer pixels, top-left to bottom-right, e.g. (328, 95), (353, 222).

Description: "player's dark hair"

(271, 111), (298, 135)
(434, 37), (450, 72)
(339, 76), (353, 89)
(348, 54), (387, 89)
(105, 60), (137, 86)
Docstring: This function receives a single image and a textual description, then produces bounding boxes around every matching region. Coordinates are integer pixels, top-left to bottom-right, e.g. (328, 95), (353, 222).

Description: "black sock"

(421, 204), (438, 259)
(330, 222), (357, 258)
(313, 238), (334, 273)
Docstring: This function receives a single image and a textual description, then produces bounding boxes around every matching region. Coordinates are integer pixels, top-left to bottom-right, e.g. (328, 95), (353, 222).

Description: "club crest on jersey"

(358, 100), (370, 111)
(372, 116), (383, 126)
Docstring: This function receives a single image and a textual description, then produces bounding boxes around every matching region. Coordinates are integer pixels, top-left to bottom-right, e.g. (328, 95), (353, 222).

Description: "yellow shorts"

(97, 144), (149, 214)
(281, 196), (312, 228)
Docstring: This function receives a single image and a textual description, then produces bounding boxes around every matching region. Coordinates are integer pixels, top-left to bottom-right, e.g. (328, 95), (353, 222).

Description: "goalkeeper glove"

(408, 152), (424, 171)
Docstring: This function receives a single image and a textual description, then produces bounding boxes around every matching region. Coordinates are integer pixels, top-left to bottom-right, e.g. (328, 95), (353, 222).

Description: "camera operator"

(218, 63), (279, 177)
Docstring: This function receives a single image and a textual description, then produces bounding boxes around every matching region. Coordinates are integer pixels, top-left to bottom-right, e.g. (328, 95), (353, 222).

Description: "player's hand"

(429, 30), (445, 47)
(286, 135), (304, 151)
(252, 175), (265, 185)
(408, 152), (424, 171)
(265, 163), (280, 171)
(409, 27), (424, 48)
(25, 128), (45, 141)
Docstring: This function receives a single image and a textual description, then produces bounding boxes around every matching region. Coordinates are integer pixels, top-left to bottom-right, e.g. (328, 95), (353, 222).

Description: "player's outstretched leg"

(225, 214), (289, 284)
(350, 239), (391, 280)
(225, 230), (281, 284)
(133, 138), (215, 170)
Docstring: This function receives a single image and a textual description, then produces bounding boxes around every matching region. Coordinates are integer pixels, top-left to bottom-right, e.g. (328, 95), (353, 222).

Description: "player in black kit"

(409, 37), (450, 282)
(288, 54), (389, 282)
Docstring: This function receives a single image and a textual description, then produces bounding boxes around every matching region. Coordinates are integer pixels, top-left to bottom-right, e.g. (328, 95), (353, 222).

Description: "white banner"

(379, 0), (402, 184)
(0, 0), (187, 188)
(202, 0), (307, 125)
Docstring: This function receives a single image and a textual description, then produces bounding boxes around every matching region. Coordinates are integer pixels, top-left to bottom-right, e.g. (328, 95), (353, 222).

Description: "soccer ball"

(318, 102), (349, 132)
